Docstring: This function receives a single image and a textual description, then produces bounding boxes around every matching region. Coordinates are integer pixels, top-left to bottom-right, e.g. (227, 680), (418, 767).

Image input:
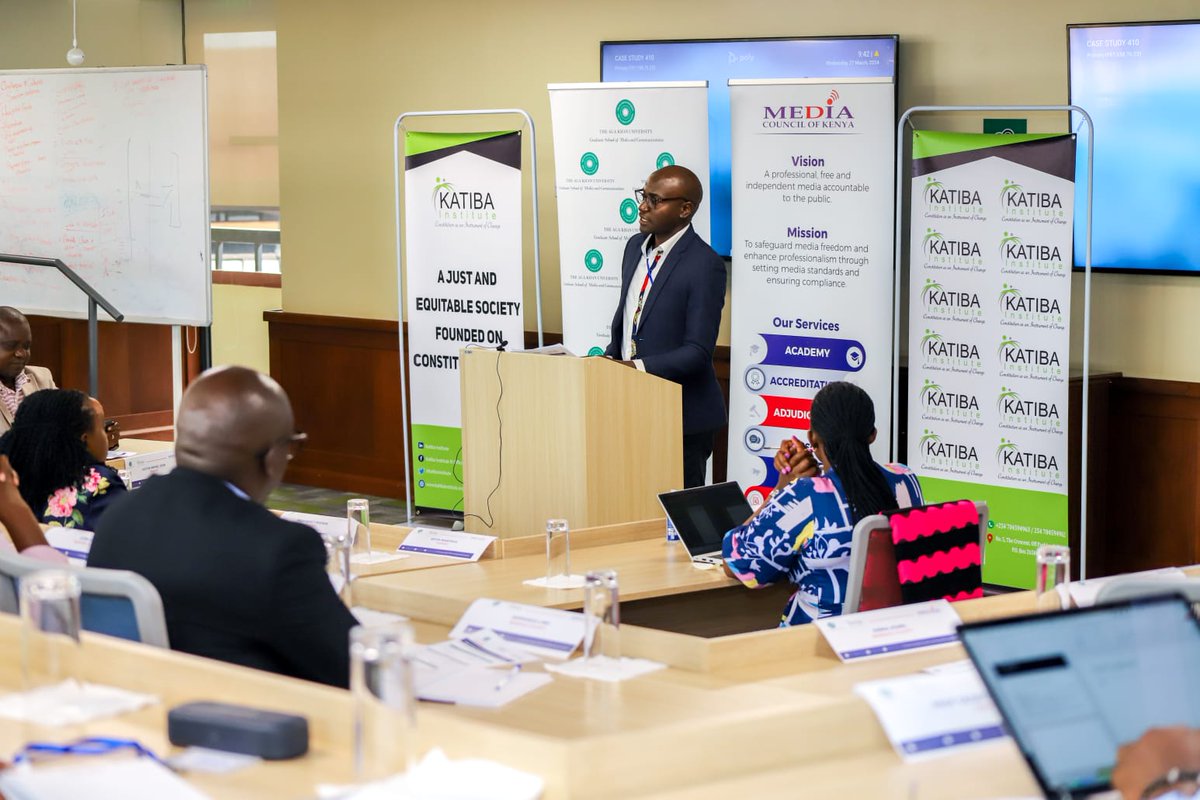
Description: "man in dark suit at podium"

(604, 165), (727, 488)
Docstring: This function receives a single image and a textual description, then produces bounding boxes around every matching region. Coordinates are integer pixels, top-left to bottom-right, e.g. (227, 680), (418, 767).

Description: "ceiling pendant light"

(66, 0), (85, 66)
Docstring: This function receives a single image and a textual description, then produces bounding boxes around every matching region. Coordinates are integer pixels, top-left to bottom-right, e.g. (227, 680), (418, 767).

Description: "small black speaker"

(167, 701), (309, 760)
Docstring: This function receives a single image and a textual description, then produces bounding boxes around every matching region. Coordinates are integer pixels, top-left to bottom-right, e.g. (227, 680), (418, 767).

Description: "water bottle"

(665, 490), (680, 542)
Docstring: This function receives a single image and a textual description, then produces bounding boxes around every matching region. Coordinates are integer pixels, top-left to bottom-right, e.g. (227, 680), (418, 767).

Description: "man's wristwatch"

(1141, 767), (1200, 799)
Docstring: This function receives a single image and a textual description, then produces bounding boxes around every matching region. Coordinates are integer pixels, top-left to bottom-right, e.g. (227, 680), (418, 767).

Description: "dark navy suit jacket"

(88, 467), (357, 688)
(604, 226), (727, 435)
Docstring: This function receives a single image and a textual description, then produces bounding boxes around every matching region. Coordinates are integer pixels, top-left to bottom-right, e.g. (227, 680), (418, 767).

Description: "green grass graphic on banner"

(917, 476), (1068, 589)
(411, 424), (463, 510)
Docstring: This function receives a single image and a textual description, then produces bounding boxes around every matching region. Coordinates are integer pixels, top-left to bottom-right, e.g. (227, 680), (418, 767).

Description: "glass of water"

(322, 530), (353, 607)
(20, 570), (82, 691)
(583, 569), (620, 662)
(546, 519), (571, 581)
(351, 622), (417, 781)
(347, 498), (371, 561)
(1035, 544), (1071, 610)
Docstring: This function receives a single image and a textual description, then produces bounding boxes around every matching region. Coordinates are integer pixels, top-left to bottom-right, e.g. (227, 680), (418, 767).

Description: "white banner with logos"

(906, 132), (1075, 588)
(403, 131), (525, 511)
(548, 81), (711, 355)
(727, 78), (896, 507)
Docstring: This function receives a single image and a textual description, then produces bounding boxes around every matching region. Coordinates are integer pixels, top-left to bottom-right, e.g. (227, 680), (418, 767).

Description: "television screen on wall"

(601, 36), (898, 258)
(1069, 21), (1200, 273)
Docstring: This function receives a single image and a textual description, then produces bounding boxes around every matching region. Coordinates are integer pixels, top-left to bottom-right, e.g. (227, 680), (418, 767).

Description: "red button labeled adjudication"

(761, 395), (813, 430)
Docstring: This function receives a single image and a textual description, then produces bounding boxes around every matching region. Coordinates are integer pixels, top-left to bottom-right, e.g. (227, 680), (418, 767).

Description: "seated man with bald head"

(89, 366), (358, 687)
(0, 306), (57, 436)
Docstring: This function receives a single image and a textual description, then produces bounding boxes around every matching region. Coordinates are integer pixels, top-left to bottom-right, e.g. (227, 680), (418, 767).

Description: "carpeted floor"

(267, 483), (461, 528)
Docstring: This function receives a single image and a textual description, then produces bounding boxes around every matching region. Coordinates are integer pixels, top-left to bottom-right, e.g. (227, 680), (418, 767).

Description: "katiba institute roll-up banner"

(548, 81), (710, 355)
(404, 130), (525, 511)
(727, 78), (896, 508)
(907, 132), (1076, 588)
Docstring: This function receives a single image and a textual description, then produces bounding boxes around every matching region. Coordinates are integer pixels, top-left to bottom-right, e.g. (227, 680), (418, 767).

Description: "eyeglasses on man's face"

(634, 187), (687, 210)
(257, 431), (308, 463)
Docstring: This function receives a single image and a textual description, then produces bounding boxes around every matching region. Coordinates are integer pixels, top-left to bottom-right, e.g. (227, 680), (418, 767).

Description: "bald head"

(176, 366), (295, 501)
(650, 165), (703, 208)
(0, 307), (27, 326)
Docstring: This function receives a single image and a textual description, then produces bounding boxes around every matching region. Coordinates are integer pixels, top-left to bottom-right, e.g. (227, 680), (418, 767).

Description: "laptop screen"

(658, 482), (752, 556)
(959, 594), (1200, 797)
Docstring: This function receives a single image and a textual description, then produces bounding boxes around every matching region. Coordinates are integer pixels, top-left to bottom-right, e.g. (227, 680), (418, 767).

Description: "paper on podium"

(521, 343), (576, 356)
(418, 665), (551, 708)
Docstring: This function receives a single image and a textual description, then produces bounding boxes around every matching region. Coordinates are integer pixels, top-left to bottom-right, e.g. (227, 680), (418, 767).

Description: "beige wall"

(277, 0), (1200, 382)
(211, 284), (281, 373)
(185, 0), (279, 208)
(0, 0), (180, 69)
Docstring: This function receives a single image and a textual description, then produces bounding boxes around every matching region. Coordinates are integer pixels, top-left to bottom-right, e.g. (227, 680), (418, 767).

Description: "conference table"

(0, 589), (1051, 799)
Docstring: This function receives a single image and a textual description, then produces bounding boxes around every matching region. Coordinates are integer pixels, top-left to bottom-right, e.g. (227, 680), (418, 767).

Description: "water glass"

(322, 530), (353, 606)
(1035, 544), (1071, 610)
(20, 570), (82, 691)
(546, 519), (571, 580)
(583, 570), (620, 661)
(351, 622), (417, 781)
(347, 498), (371, 559)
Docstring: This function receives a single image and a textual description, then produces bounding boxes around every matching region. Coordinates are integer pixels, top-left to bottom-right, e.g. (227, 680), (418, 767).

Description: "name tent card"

(854, 668), (1006, 761)
(815, 599), (961, 661)
(398, 528), (496, 561)
(450, 599), (585, 661)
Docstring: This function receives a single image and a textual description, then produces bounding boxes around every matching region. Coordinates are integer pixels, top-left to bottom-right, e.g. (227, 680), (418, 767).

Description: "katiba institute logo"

(615, 99), (636, 125)
(998, 283), (1064, 327)
(999, 231), (1065, 275)
(923, 177), (982, 209)
(921, 227), (984, 269)
(588, 346), (605, 357)
(997, 385), (1063, 433)
(920, 328), (983, 374)
(920, 378), (982, 425)
(996, 436), (1062, 484)
(1000, 178), (1066, 220)
(998, 335), (1062, 380)
(432, 176), (496, 222)
(921, 278), (983, 322)
(584, 249), (604, 273)
(580, 152), (599, 175)
(656, 151), (675, 169)
(619, 198), (638, 224)
(919, 427), (982, 477)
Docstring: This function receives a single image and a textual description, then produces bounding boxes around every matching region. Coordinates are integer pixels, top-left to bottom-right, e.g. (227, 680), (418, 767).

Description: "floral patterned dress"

(41, 462), (128, 531)
(722, 464), (923, 626)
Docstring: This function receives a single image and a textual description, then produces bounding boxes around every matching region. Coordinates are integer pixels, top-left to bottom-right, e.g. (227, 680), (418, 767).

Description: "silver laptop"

(658, 482), (752, 566)
(959, 593), (1200, 798)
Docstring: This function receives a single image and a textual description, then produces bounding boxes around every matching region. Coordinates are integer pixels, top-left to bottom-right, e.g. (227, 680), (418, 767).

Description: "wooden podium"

(460, 350), (682, 538)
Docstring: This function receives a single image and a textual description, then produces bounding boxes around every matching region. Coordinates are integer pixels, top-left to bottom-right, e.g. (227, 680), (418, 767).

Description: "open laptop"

(658, 482), (752, 566)
(959, 593), (1200, 798)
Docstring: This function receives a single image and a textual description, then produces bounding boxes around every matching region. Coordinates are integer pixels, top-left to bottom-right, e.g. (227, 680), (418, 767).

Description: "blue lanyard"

(12, 736), (166, 766)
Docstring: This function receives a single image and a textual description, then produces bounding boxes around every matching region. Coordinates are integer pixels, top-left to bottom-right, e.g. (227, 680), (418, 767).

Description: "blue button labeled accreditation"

(759, 334), (867, 372)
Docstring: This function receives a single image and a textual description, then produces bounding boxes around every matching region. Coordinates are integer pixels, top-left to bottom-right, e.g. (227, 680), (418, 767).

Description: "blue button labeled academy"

(758, 333), (866, 372)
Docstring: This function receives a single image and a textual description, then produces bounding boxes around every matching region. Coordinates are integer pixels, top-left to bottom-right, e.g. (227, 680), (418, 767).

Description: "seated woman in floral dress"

(722, 381), (922, 626)
(0, 389), (127, 530)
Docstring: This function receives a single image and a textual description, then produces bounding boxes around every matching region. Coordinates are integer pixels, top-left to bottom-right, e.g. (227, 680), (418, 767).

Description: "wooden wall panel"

(265, 311), (406, 497)
(25, 316), (175, 435)
(1101, 379), (1200, 574)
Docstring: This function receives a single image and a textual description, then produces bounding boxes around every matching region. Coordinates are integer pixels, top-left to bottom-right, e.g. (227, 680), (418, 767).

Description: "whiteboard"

(0, 66), (211, 325)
